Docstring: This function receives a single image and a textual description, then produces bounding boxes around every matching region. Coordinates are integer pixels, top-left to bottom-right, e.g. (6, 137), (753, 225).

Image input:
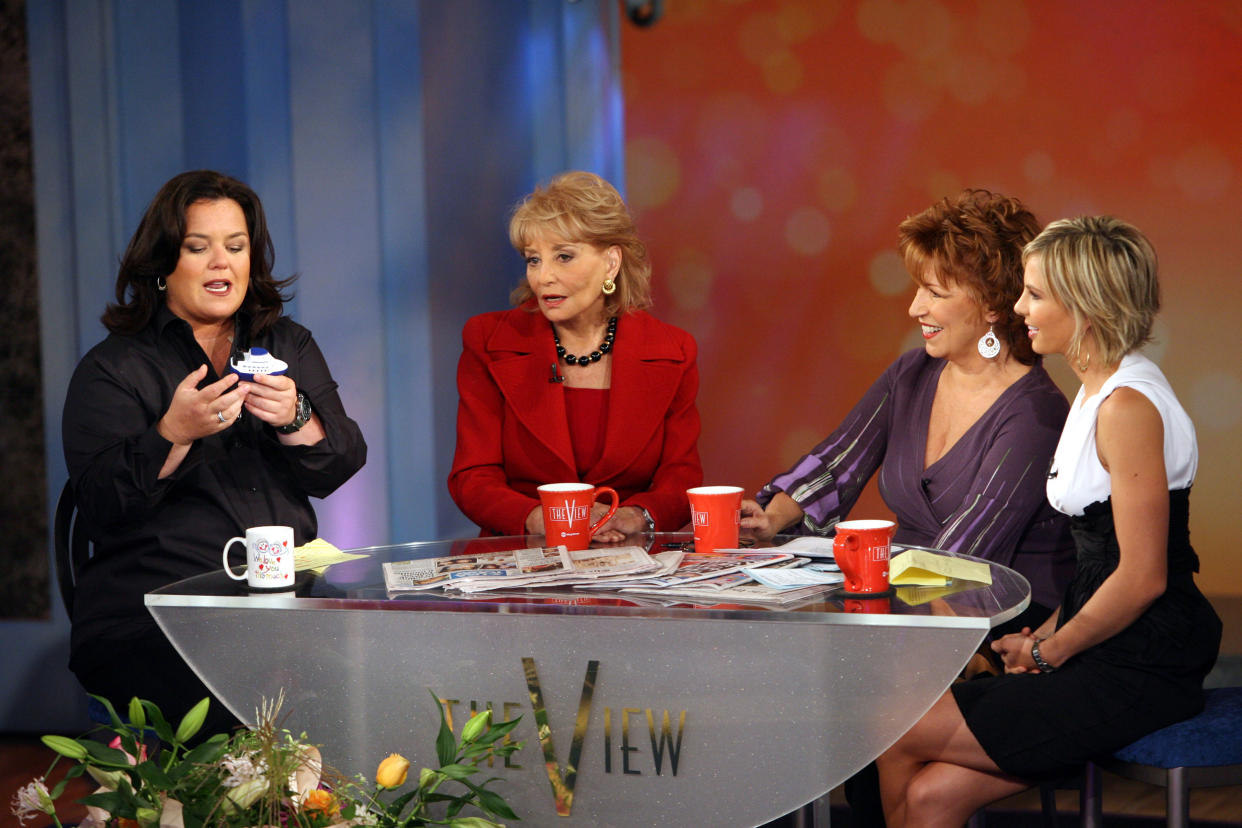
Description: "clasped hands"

(157, 365), (298, 446)
(524, 503), (649, 544)
(991, 626), (1044, 674)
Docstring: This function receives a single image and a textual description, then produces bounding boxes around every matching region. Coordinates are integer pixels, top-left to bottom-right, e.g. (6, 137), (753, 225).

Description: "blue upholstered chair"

(973, 688), (1242, 827)
(1089, 686), (1242, 828)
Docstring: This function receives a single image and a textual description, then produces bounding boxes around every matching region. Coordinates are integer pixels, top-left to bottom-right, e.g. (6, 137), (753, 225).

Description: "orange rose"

(302, 788), (339, 817)
(375, 753), (411, 789)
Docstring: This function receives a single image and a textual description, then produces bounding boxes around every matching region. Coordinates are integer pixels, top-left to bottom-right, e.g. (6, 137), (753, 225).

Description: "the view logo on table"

(687, 485), (744, 553)
(538, 483), (618, 550)
(222, 525), (295, 590)
(834, 519), (896, 597)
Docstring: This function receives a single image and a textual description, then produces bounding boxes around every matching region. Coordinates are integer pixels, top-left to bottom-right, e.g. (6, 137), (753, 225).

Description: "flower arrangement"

(13, 691), (523, 828)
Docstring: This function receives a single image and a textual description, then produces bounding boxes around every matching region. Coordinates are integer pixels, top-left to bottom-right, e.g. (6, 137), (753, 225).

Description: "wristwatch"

(1030, 638), (1058, 673)
(276, 392), (312, 434)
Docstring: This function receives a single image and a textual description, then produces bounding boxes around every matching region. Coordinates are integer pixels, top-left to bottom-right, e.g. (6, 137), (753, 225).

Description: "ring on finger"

(217, 410), (227, 424)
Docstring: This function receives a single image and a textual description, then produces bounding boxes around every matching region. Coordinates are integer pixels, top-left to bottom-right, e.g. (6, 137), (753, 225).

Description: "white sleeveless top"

(1047, 352), (1197, 516)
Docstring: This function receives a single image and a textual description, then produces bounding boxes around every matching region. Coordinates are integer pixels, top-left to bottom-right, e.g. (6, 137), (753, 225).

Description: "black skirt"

(953, 491), (1220, 780)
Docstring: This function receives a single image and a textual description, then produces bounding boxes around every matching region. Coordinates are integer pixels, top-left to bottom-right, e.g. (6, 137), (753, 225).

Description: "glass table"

(146, 532), (1029, 828)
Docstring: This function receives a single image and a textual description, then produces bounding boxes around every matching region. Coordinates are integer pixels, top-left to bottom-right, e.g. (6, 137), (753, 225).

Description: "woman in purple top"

(743, 189), (1075, 620)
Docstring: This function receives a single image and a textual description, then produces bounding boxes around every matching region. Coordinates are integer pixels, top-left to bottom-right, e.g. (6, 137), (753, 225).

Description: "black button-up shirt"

(62, 305), (366, 666)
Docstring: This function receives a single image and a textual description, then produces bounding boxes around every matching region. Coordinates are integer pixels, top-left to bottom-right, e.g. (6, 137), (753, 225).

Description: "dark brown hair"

(898, 189), (1041, 365)
(102, 170), (293, 335)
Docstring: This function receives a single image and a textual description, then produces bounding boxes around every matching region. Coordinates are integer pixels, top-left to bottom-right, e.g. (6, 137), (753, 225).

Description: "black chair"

(53, 480), (115, 726)
(53, 479), (93, 618)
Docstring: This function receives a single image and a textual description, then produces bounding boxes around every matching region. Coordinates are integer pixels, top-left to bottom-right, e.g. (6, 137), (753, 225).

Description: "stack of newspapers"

(381, 539), (844, 605)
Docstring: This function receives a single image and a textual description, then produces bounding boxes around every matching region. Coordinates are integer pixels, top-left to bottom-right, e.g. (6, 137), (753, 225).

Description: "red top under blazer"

(449, 306), (703, 535)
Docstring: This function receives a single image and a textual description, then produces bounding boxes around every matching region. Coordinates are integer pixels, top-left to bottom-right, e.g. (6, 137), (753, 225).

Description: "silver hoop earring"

(977, 325), (1000, 359)
(156, 276), (167, 292)
(1076, 349), (1091, 372)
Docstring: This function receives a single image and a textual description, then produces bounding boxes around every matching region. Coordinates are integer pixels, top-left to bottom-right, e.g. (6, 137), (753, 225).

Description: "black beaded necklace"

(553, 317), (617, 366)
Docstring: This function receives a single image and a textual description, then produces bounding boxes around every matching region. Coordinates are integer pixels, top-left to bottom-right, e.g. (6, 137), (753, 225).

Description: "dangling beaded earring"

(157, 276), (168, 292)
(601, 278), (617, 296)
(977, 325), (1000, 359)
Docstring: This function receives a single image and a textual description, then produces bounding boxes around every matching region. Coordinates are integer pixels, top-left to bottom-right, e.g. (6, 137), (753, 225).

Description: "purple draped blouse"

(759, 349), (1075, 609)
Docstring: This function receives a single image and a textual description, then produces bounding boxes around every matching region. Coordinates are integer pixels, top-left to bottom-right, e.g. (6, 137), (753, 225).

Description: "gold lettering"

(603, 707), (612, 773)
(502, 701), (524, 769)
(621, 708), (642, 775)
(646, 709), (686, 776)
(439, 697), (461, 733)
(522, 657), (598, 817)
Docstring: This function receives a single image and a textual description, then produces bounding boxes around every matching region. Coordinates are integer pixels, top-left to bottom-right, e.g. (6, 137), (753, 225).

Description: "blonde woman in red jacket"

(449, 172), (703, 539)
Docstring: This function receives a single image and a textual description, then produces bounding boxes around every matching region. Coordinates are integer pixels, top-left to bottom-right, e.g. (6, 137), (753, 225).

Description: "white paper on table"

(772, 536), (837, 559)
(743, 566), (845, 589)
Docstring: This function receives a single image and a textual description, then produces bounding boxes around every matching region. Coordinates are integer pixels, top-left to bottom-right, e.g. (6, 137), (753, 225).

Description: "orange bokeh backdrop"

(622, 0), (1242, 594)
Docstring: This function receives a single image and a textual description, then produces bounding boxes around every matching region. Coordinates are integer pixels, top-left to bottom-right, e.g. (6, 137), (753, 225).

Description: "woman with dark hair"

(63, 170), (366, 731)
(743, 189), (1074, 623)
(876, 217), (1220, 827)
(449, 171), (702, 538)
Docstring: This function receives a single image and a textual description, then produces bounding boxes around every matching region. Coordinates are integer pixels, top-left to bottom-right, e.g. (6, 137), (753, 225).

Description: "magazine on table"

(382, 545), (657, 594)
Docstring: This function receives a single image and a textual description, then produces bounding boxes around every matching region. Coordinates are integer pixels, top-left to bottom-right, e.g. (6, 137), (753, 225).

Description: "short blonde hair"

(1023, 216), (1160, 366)
(508, 171), (652, 315)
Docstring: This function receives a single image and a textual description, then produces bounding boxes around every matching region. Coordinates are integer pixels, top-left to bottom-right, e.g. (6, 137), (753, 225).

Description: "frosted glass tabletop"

(147, 533), (1029, 828)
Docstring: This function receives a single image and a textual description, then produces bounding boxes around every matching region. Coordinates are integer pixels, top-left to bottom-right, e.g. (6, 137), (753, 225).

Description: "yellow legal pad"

(293, 538), (369, 573)
(889, 549), (992, 587)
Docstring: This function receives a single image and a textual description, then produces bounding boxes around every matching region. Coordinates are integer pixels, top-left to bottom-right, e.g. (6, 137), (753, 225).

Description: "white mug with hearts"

(223, 525), (296, 590)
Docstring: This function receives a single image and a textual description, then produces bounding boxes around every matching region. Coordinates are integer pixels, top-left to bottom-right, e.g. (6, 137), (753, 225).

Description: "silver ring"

(217, 410), (227, 424)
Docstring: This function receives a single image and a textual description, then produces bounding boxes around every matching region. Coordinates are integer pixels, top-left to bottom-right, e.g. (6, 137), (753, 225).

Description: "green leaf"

(389, 788), (420, 812)
(138, 699), (175, 744)
(40, 734), (89, 760)
(437, 763), (479, 780)
(134, 760), (174, 790)
(87, 694), (126, 729)
(431, 690), (456, 768)
(81, 789), (135, 813)
(476, 788), (518, 820)
(182, 734), (229, 765)
(447, 817), (504, 828)
(80, 740), (135, 767)
(174, 697), (211, 744)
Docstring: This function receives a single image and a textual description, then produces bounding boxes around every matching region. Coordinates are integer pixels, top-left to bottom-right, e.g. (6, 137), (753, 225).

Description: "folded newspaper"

(589, 549), (795, 590)
(382, 545), (660, 594)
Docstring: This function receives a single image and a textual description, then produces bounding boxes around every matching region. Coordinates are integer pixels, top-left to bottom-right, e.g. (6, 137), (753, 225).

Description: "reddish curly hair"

(898, 189), (1041, 365)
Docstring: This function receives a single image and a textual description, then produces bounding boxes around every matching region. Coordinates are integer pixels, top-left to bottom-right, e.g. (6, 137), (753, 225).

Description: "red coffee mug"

(538, 483), (619, 551)
(687, 486), (745, 554)
(834, 519), (896, 596)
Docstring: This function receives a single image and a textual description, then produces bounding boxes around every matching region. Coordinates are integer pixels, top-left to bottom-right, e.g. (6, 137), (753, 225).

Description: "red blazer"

(448, 307), (703, 535)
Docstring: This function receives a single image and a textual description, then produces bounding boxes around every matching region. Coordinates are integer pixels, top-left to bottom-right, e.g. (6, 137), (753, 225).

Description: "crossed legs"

(876, 690), (1032, 827)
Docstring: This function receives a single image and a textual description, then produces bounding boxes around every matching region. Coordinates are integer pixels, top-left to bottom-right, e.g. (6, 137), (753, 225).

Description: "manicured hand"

(158, 365), (248, 445)
(593, 505), (646, 543)
(992, 627), (1040, 673)
(240, 372), (298, 428)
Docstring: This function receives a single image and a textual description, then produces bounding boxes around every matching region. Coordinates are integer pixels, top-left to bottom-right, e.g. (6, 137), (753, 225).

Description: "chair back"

(53, 480), (92, 617)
